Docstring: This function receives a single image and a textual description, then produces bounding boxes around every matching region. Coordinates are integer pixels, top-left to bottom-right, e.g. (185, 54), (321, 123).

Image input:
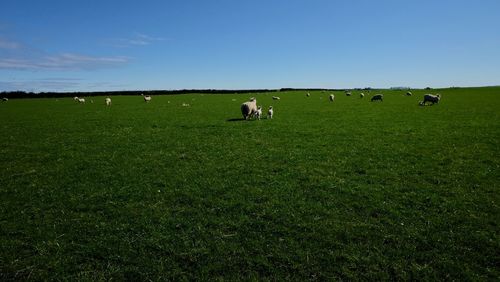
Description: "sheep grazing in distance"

(371, 94), (383, 102)
(2, 98), (8, 102)
(255, 106), (263, 120)
(360, 93), (365, 98)
(241, 97), (257, 120)
(422, 94), (440, 105)
(268, 106), (273, 119)
(272, 96), (280, 100)
(306, 92), (310, 97)
(143, 95), (152, 102)
(105, 97), (112, 106)
(77, 98), (86, 103)
(346, 92), (352, 96)
(329, 94), (335, 102)
(73, 96), (79, 102)
(406, 91), (412, 96)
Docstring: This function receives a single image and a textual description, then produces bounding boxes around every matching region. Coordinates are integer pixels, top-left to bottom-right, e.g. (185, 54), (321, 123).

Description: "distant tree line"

(1, 88), (342, 99)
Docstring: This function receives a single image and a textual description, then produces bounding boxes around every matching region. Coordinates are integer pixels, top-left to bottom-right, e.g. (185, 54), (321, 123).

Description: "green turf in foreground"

(0, 87), (499, 280)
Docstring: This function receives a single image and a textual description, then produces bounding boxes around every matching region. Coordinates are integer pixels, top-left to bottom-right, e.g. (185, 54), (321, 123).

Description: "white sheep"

(73, 96), (79, 102)
(306, 92), (310, 97)
(346, 92), (352, 96)
(360, 93), (365, 98)
(144, 95), (152, 102)
(329, 94), (335, 102)
(2, 98), (8, 102)
(77, 98), (86, 103)
(406, 91), (412, 96)
(105, 97), (112, 106)
(268, 106), (273, 119)
(241, 97), (257, 120)
(371, 94), (383, 102)
(272, 96), (280, 100)
(255, 106), (262, 120)
(422, 94), (440, 105)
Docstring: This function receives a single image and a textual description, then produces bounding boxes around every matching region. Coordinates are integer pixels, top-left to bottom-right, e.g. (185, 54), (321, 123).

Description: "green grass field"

(1, 87), (499, 280)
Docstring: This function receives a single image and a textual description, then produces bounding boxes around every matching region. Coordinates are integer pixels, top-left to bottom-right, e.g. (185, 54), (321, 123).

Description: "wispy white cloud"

(0, 53), (130, 70)
(0, 38), (22, 49)
(108, 32), (167, 47)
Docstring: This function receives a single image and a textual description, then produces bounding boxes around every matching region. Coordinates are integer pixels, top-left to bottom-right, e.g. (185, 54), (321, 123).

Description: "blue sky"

(0, 0), (499, 92)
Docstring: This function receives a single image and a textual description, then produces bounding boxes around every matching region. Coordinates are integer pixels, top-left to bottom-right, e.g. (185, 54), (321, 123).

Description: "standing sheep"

(77, 98), (86, 103)
(255, 106), (262, 120)
(406, 91), (412, 96)
(105, 97), (112, 106)
(268, 106), (273, 119)
(371, 94), (383, 102)
(272, 96), (281, 100)
(346, 92), (352, 96)
(360, 93), (365, 98)
(422, 94), (440, 105)
(241, 97), (257, 120)
(329, 94), (335, 102)
(2, 98), (8, 102)
(306, 92), (310, 97)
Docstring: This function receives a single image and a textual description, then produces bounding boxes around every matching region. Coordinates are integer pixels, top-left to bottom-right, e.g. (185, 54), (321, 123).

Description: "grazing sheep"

(272, 96), (280, 100)
(346, 92), (352, 96)
(255, 106), (262, 120)
(360, 93), (365, 98)
(143, 95), (152, 102)
(371, 94), (383, 102)
(306, 92), (310, 97)
(329, 94), (335, 102)
(2, 98), (8, 102)
(77, 98), (86, 103)
(241, 97), (257, 120)
(73, 96), (79, 102)
(423, 94), (440, 105)
(406, 91), (412, 96)
(268, 106), (273, 119)
(105, 97), (112, 106)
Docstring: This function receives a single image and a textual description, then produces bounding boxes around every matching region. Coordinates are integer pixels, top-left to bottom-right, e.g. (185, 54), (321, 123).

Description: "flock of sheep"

(2, 90), (441, 122)
(239, 91), (441, 120)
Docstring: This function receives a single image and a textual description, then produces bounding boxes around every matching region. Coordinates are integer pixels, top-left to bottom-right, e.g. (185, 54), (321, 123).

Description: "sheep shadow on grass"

(226, 118), (247, 122)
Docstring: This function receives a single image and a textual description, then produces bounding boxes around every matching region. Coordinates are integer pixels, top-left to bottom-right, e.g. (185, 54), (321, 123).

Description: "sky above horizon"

(1, 0), (499, 92)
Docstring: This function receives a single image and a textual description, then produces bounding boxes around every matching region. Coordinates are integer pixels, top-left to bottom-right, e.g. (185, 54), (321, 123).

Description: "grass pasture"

(0, 87), (499, 280)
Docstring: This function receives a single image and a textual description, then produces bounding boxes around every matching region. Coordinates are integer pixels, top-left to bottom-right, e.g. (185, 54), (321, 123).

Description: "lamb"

(329, 94), (335, 102)
(406, 91), (412, 96)
(272, 96), (280, 100)
(268, 106), (273, 119)
(255, 106), (262, 120)
(360, 93), (365, 98)
(241, 97), (257, 120)
(105, 97), (112, 106)
(422, 94), (440, 105)
(371, 94), (383, 102)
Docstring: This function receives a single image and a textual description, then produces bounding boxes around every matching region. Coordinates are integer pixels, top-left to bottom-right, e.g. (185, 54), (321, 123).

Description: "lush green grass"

(1, 87), (499, 280)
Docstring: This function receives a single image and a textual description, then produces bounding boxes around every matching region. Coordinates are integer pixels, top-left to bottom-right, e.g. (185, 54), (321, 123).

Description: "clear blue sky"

(1, 0), (499, 92)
